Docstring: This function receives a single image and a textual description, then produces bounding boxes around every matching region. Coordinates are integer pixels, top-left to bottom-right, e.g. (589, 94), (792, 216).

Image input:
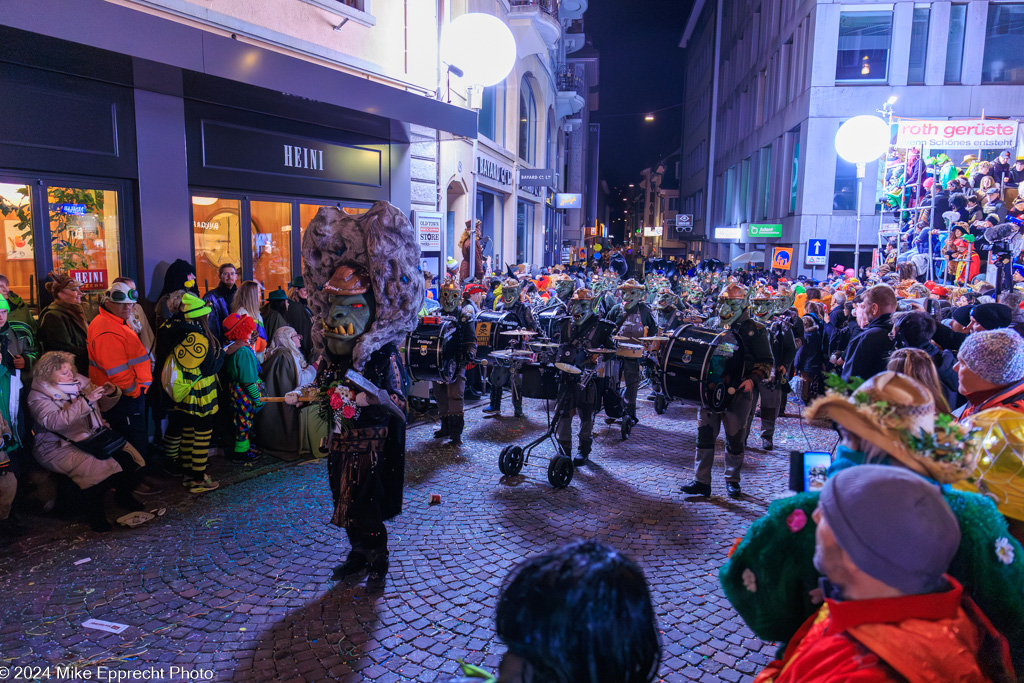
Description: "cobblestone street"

(0, 399), (838, 683)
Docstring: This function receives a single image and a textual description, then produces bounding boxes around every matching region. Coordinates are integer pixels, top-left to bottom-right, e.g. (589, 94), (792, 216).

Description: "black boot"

(483, 387), (501, 415)
(114, 472), (144, 512)
(448, 415), (464, 446)
(513, 398), (524, 418)
(433, 415), (451, 439)
(365, 551), (389, 592)
(574, 438), (592, 467)
(84, 485), (112, 533)
(331, 551), (368, 581)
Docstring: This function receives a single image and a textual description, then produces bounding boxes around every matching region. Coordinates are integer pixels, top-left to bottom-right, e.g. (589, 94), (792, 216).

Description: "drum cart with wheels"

(497, 364), (594, 489)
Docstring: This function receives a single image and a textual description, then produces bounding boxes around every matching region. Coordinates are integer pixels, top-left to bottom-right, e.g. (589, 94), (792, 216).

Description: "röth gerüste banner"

(895, 119), (1019, 149)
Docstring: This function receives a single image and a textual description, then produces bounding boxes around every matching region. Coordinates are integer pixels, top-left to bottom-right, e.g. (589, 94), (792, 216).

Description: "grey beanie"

(958, 329), (1024, 386)
(819, 465), (959, 595)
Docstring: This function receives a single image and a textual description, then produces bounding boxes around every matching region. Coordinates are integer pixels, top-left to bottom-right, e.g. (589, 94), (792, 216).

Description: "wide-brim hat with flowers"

(805, 372), (981, 484)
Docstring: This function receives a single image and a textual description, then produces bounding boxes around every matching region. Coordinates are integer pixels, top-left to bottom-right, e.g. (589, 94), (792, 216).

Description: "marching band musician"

(745, 286), (796, 451)
(607, 279), (658, 434)
(555, 289), (616, 466)
(681, 282), (774, 499)
(484, 277), (538, 418)
(462, 282), (487, 400)
(430, 279), (478, 446)
(653, 288), (689, 332)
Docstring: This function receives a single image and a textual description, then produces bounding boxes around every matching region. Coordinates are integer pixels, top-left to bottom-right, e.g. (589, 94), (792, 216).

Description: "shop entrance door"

(0, 174), (128, 313)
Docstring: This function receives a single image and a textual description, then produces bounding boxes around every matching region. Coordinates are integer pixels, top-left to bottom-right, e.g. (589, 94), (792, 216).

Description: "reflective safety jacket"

(86, 306), (153, 398)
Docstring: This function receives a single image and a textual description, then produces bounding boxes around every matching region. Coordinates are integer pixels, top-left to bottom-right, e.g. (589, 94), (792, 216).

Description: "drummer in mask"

(555, 289), (615, 466)
(484, 277), (538, 418)
(540, 274), (576, 313)
(654, 287), (688, 332)
(681, 283), (774, 499)
(462, 282), (487, 402)
(743, 286), (795, 451)
(607, 279), (658, 434)
(431, 279), (478, 446)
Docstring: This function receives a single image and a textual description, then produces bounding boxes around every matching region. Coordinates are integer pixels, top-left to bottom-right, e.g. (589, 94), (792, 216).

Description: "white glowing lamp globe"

(441, 13), (517, 87)
(834, 115), (891, 164)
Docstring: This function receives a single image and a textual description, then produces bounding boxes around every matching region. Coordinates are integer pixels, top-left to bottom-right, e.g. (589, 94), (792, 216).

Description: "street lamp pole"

(854, 162), (865, 275)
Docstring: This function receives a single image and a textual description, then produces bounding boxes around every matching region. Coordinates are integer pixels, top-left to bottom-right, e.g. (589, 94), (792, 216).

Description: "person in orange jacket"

(86, 282), (153, 456)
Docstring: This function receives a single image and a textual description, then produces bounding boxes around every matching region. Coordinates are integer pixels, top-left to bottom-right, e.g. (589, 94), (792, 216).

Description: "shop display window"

(251, 201), (292, 295)
(0, 182), (39, 309)
(192, 196), (242, 295)
(48, 185), (121, 298)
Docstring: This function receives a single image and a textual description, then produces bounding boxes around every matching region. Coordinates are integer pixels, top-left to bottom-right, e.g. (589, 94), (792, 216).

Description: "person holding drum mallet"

(681, 282), (774, 498)
(430, 278), (477, 446)
(607, 279), (657, 438)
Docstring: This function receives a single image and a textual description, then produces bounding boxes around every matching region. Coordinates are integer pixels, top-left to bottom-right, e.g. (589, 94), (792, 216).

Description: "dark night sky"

(587, 1), (692, 194)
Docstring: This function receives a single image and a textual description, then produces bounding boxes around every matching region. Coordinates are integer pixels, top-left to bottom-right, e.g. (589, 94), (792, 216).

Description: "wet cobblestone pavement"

(0, 397), (838, 682)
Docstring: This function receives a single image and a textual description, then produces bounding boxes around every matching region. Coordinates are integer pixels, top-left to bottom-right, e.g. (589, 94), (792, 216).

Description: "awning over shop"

(0, 0), (478, 139)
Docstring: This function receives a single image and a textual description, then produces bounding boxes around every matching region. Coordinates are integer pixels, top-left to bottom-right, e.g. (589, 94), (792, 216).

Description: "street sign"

(555, 193), (582, 209)
(748, 223), (782, 238)
(675, 214), (693, 227)
(561, 247), (571, 264)
(412, 210), (443, 252)
(578, 247), (586, 259)
(806, 238), (828, 265)
(771, 247), (793, 270)
(519, 169), (555, 186)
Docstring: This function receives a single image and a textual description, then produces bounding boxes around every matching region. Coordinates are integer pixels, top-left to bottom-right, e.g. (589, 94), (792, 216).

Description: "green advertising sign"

(748, 223), (783, 238)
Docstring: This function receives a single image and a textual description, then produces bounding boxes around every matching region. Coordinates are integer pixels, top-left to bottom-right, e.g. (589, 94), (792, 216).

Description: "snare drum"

(659, 324), (744, 411)
(474, 310), (520, 363)
(519, 363), (559, 400)
(404, 318), (461, 383)
(616, 342), (643, 359)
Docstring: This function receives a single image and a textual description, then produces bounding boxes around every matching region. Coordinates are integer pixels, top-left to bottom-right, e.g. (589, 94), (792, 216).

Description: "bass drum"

(474, 310), (520, 362)
(536, 306), (570, 344)
(519, 363), (559, 400)
(660, 324), (744, 411)
(404, 318), (460, 383)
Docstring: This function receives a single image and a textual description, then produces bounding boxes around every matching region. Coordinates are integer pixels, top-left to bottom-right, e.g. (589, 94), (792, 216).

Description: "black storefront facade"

(0, 0), (475, 308)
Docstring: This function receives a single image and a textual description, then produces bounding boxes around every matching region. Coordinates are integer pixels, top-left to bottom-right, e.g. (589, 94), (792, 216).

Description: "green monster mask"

(773, 288), (796, 316)
(750, 297), (773, 323)
(621, 287), (643, 309)
(554, 278), (576, 301)
(324, 292), (375, 358)
(439, 285), (461, 313)
(654, 289), (676, 311)
(716, 284), (750, 327)
(571, 298), (593, 326)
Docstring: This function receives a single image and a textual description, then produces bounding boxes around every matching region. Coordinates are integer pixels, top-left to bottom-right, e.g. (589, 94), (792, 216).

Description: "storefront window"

(192, 196), (242, 294)
(945, 5), (967, 83)
(49, 186), (120, 293)
(835, 11), (892, 82)
(251, 200), (292, 295)
(0, 182), (38, 308)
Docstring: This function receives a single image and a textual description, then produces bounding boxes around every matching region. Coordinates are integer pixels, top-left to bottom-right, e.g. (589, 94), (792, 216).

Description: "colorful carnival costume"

(222, 312), (264, 462)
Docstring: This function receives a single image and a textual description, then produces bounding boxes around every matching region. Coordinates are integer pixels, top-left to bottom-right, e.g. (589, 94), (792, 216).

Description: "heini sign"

(896, 119), (1018, 149)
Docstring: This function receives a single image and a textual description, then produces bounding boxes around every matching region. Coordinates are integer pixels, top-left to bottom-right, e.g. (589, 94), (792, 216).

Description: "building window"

(757, 145), (772, 220)
(907, 8), (929, 84)
(833, 156), (857, 212)
(518, 78), (536, 164)
(298, 0), (375, 27)
(835, 11), (892, 82)
(982, 4), (1024, 84)
(945, 5), (967, 84)
(788, 126), (800, 215)
(516, 201), (534, 265)
(479, 86), (496, 141)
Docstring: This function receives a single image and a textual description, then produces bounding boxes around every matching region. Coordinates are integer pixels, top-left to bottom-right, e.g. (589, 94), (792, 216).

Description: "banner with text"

(895, 119), (1018, 150)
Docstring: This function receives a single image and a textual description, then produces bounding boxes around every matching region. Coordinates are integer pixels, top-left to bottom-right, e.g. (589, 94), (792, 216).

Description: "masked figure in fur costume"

(292, 202), (422, 591)
(430, 278), (477, 446)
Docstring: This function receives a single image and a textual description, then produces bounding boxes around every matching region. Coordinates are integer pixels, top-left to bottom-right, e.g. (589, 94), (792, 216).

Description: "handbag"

(73, 427), (127, 460)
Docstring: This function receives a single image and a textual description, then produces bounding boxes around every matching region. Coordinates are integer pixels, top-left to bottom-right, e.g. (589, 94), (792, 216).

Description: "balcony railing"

(510, 0), (559, 22)
(556, 64), (583, 93)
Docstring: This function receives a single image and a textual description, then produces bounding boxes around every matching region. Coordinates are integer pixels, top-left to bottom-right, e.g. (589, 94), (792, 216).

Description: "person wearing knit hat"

(38, 271), (89, 375)
(750, 465), (1015, 683)
(222, 312), (264, 463)
(968, 302), (1013, 331)
(955, 329), (1024, 421)
(159, 290), (224, 493)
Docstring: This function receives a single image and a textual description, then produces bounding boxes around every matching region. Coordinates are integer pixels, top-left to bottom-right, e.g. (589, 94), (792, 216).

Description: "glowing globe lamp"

(834, 115), (890, 164)
(441, 14), (517, 87)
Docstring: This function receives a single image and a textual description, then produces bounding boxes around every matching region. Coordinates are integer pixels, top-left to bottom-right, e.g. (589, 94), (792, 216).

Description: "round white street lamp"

(441, 13), (517, 280)
(441, 13), (517, 88)
(834, 115), (890, 275)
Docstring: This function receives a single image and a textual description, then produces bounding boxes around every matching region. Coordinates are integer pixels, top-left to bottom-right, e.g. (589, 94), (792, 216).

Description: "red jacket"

(754, 577), (1013, 683)
(87, 306), (153, 398)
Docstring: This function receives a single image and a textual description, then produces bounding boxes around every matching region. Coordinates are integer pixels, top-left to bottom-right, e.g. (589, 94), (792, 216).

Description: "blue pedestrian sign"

(806, 238), (828, 266)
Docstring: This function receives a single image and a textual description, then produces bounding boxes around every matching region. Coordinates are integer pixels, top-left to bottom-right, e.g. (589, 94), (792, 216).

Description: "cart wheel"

(499, 445), (525, 476)
(547, 455), (574, 488)
(654, 395), (668, 415)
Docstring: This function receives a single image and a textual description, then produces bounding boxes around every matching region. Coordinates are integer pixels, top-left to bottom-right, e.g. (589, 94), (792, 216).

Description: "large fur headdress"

(301, 202), (423, 370)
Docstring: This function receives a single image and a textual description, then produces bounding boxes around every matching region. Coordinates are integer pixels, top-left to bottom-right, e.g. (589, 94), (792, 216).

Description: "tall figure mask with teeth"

(619, 279), (644, 310)
(553, 275), (576, 302)
(322, 264), (376, 360)
(750, 287), (774, 324)
(570, 289), (595, 326)
(773, 287), (796, 318)
(717, 283), (750, 327)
